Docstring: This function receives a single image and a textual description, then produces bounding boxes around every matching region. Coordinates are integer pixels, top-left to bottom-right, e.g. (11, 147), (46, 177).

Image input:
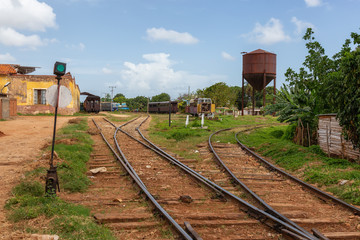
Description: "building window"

(34, 89), (46, 105)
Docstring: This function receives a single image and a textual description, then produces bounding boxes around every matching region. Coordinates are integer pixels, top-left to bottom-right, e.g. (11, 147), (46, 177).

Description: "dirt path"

(0, 116), (75, 238)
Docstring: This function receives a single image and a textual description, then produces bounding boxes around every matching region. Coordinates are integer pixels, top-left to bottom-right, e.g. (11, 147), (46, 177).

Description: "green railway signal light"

(53, 61), (66, 76)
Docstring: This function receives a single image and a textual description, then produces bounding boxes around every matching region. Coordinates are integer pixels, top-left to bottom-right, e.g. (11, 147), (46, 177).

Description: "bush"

(270, 129), (284, 139)
(308, 145), (325, 156)
(168, 129), (201, 141)
(282, 123), (297, 141)
(13, 181), (43, 197)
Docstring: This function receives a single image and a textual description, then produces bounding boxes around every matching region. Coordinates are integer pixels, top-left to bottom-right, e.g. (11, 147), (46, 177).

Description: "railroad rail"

(206, 127), (360, 239)
(92, 117), (194, 240)
(111, 115), (318, 239)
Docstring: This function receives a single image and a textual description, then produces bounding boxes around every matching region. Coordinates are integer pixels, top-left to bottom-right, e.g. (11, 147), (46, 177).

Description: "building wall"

(0, 75), (11, 95)
(318, 114), (360, 162)
(1, 73), (80, 115)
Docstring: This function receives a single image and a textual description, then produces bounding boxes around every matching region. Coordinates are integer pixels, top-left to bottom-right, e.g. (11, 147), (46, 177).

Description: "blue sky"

(1, 0), (360, 100)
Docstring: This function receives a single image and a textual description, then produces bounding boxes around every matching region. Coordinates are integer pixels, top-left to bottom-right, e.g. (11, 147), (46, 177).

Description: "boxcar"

(148, 101), (178, 113)
(81, 92), (100, 113)
(186, 98), (215, 116)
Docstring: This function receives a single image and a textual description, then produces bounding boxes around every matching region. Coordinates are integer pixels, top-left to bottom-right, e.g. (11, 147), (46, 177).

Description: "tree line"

(265, 28), (360, 149)
(102, 83), (275, 112)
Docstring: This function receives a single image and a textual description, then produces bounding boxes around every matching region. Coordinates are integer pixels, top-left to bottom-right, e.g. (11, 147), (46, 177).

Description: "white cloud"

(79, 43), (85, 51)
(0, 0), (56, 48)
(146, 27), (199, 44)
(118, 53), (224, 97)
(66, 42), (86, 51)
(0, 53), (16, 62)
(0, 0), (56, 31)
(243, 18), (291, 45)
(221, 51), (235, 61)
(0, 27), (43, 48)
(102, 67), (113, 74)
(304, 0), (322, 7)
(291, 17), (315, 35)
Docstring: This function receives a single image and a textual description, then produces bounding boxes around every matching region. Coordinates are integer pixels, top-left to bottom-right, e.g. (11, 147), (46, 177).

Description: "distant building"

(0, 64), (80, 115)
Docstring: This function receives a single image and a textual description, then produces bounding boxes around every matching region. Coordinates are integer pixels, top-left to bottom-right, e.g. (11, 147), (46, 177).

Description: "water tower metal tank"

(241, 49), (276, 116)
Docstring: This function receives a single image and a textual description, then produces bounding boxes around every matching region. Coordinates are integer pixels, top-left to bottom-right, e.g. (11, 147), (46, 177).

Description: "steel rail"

(235, 130), (360, 216)
(104, 117), (226, 198)
(119, 116), (318, 240)
(108, 117), (202, 240)
(91, 118), (194, 240)
(209, 128), (316, 239)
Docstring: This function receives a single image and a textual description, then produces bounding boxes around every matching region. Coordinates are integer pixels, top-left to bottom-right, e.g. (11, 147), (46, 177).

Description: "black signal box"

(53, 62), (66, 76)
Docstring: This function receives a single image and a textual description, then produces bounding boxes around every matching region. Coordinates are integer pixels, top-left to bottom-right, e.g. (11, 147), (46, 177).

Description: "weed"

(51, 215), (115, 240)
(5, 117), (116, 239)
(237, 125), (360, 205)
(270, 129), (284, 139)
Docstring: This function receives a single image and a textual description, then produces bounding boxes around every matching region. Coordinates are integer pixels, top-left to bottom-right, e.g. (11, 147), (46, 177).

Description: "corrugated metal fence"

(318, 114), (360, 161)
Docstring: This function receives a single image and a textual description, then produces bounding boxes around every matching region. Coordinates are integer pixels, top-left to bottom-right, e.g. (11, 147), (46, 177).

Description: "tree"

(126, 96), (148, 111)
(113, 93), (126, 103)
(266, 28), (360, 148)
(328, 31), (360, 149)
(101, 93), (111, 102)
(151, 93), (170, 102)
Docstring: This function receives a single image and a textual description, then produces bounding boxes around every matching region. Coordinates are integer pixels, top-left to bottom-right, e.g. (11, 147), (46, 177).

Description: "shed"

(318, 114), (360, 161)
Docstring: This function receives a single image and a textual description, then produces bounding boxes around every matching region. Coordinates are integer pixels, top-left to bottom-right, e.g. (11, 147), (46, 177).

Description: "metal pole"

(241, 75), (244, 116)
(252, 87), (255, 116)
(50, 76), (61, 168)
(263, 73), (266, 107)
(169, 99), (171, 127)
(147, 97), (149, 114)
(109, 86), (116, 112)
(45, 76), (61, 195)
(273, 76), (276, 104)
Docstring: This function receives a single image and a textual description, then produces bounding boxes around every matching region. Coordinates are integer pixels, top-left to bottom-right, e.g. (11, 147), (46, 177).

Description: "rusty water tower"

(241, 49), (276, 116)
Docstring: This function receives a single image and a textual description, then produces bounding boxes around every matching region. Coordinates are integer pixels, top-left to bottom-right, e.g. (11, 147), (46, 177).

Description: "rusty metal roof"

(0, 64), (37, 75)
(244, 49), (276, 55)
(0, 64), (17, 75)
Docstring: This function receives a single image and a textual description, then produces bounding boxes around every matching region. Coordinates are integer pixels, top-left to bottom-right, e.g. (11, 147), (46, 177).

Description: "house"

(0, 64), (80, 115)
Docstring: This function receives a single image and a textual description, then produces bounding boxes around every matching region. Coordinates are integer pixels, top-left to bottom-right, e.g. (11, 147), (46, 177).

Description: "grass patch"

(5, 118), (116, 239)
(237, 125), (360, 205)
(148, 114), (278, 160)
(55, 118), (93, 192)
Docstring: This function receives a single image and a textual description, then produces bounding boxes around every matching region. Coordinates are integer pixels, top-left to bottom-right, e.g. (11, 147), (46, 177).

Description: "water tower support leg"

(263, 73), (266, 107)
(273, 77), (276, 104)
(241, 76), (244, 116)
(252, 87), (255, 116)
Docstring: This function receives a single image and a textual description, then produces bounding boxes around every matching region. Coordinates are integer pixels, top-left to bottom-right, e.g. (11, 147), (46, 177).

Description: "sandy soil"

(0, 116), (75, 238)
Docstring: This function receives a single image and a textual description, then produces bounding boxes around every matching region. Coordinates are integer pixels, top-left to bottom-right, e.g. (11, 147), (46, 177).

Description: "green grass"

(55, 118), (93, 192)
(148, 114), (278, 160)
(5, 118), (116, 239)
(237, 125), (360, 205)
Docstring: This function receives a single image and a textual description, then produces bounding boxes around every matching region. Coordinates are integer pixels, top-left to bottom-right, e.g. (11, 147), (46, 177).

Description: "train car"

(81, 92), (100, 113)
(186, 98), (215, 116)
(148, 101), (178, 113)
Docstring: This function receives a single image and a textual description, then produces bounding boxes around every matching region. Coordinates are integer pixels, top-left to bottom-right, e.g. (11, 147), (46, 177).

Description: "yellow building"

(0, 64), (80, 115)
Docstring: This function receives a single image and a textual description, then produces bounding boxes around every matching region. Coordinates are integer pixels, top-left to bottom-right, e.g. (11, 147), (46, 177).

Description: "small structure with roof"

(0, 64), (80, 115)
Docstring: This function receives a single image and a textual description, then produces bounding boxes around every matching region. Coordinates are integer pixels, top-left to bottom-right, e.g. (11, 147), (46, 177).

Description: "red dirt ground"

(0, 116), (75, 239)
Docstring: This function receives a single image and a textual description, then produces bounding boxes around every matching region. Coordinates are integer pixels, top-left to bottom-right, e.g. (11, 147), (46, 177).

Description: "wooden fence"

(318, 114), (360, 161)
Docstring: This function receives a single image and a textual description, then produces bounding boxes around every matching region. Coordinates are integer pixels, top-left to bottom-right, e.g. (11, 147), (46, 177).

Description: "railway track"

(107, 115), (322, 239)
(79, 115), (358, 239)
(205, 127), (360, 240)
(60, 117), (183, 239)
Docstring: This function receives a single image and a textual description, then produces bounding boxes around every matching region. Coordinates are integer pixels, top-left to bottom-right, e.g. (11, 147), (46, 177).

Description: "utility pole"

(188, 86), (190, 106)
(169, 96), (171, 127)
(45, 61), (66, 196)
(109, 86), (116, 112)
